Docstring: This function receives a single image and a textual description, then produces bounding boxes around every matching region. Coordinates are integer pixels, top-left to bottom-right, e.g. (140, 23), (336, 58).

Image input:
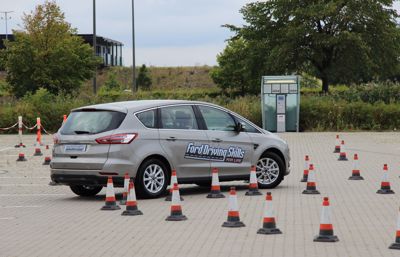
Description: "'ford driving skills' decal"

(184, 142), (245, 163)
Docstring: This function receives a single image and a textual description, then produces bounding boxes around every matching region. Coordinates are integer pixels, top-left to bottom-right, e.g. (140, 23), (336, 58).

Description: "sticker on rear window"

(184, 142), (245, 163)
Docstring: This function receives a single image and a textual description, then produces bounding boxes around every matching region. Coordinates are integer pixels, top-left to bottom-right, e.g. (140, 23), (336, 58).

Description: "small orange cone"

(165, 170), (183, 201)
(222, 187), (245, 228)
(42, 156), (51, 165)
(122, 179), (143, 216)
(257, 192), (282, 234)
(348, 154), (363, 180)
(166, 183), (187, 221)
(314, 197), (339, 242)
(338, 140), (348, 161)
(302, 164), (320, 194)
(120, 173), (130, 205)
(300, 155), (310, 182)
(389, 207), (400, 250)
(16, 153), (27, 162)
(100, 176), (121, 210)
(46, 145), (49, 150)
(377, 164), (395, 194)
(245, 165), (262, 196)
(333, 135), (340, 153)
(33, 148), (43, 156)
(207, 168), (225, 198)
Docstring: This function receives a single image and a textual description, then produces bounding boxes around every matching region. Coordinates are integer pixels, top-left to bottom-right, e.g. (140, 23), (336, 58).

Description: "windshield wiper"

(74, 130), (92, 134)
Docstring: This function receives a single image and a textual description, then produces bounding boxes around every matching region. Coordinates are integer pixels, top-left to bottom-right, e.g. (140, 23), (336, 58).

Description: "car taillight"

(95, 133), (138, 144)
(53, 135), (60, 145)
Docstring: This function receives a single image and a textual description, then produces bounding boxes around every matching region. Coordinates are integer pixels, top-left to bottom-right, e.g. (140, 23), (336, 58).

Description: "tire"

(70, 185), (102, 197)
(135, 158), (170, 199)
(256, 152), (285, 189)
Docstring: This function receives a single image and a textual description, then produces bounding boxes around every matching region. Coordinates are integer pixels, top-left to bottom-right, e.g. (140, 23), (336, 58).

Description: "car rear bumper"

(51, 172), (125, 187)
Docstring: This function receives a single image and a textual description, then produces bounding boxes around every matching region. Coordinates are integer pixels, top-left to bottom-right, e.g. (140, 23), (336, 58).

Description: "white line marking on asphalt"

(0, 147), (13, 152)
(0, 217), (15, 220)
(0, 205), (42, 208)
(0, 194), (66, 197)
(0, 177), (49, 179)
(0, 184), (49, 186)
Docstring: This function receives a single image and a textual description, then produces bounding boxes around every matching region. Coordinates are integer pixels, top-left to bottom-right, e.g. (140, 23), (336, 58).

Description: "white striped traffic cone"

(207, 168), (225, 198)
(257, 192), (282, 234)
(100, 176), (121, 210)
(338, 140), (348, 161)
(122, 179), (143, 216)
(389, 207), (400, 250)
(348, 154), (363, 180)
(377, 164), (395, 194)
(166, 183), (187, 221)
(302, 164), (320, 194)
(165, 170), (184, 201)
(245, 165), (262, 196)
(314, 197), (339, 242)
(333, 135), (340, 153)
(222, 187), (245, 228)
(300, 155), (310, 182)
(120, 173), (130, 205)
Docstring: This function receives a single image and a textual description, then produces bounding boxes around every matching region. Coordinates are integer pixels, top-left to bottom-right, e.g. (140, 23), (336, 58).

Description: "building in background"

(0, 34), (123, 68)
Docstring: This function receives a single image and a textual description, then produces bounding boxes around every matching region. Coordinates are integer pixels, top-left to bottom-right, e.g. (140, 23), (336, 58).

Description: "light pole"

(131, 0), (136, 93)
(0, 11), (13, 40)
(92, 0), (97, 94)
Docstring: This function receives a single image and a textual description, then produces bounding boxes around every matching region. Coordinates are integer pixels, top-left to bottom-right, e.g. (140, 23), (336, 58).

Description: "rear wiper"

(74, 130), (92, 134)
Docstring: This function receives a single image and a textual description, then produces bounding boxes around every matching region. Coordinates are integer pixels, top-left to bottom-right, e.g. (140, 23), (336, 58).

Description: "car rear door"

(52, 109), (127, 170)
(158, 105), (211, 179)
(196, 105), (255, 177)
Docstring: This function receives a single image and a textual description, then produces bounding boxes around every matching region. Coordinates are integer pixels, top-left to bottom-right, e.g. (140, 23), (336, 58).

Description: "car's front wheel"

(256, 152), (285, 189)
(135, 158), (169, 199)
(70, 185), (103, 197)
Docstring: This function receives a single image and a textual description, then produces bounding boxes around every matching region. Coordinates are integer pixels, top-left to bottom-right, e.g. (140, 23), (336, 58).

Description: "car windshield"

(60, 110), (126, 135)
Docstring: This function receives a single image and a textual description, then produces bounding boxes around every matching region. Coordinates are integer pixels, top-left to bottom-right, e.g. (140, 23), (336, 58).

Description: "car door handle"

(166, 137), (177, 141)
(212, 138), (222, 143)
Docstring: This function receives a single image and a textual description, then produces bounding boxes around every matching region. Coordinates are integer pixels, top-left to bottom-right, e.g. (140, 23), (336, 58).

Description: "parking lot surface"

(1, 133), (400, 257)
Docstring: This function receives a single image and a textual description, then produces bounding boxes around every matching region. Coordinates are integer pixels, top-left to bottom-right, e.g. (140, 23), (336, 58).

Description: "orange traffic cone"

(166, 183), (187, 221)
(377, 164), (395, 194)
(314, 197), (339, 242)
(348, 154), (363, 180)
(100, 176), (121, 210)
(42, 156), (51, 165)
(338, 140), (348, 161)
(300, 155), (310, 182)
(122, 180), (143, 216)
(165, 170), (183, 201)
(246, 165), (262, 196)
(33, 148), (43, 156)
(120, 173), (130, 205)
(302, 164), (320, 194)
(46, 145), (49, 150)
(333, 135), (340, 153)
(16, 153), (26, 162)
(207, 168), (225, 198)
(257, 192), (282, 234)
(389, 207), (400, 250)
(222, 187), (245, 228)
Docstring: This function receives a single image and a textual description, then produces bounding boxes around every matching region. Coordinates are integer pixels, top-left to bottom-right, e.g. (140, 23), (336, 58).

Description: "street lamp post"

(0, 11), (13, 40)
(131, 0), (136, 93)
(92, 0), (97, 94)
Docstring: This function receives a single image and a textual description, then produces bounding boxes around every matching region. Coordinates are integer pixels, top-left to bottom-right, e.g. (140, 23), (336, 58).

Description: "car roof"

(72, 100), (217, 113)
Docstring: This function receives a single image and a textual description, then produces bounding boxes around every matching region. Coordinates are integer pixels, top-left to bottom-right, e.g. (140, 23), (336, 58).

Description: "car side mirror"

(235, 122), (245, 133)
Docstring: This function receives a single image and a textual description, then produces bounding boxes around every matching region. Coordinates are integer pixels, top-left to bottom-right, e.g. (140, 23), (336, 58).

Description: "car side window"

(160, 105), (198, 130)
(136, 110), (157, 128)
(198, 106), (236, 131)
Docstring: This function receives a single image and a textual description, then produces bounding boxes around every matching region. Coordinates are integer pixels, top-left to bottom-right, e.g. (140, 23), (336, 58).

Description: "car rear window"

(60, 110), (126, 135)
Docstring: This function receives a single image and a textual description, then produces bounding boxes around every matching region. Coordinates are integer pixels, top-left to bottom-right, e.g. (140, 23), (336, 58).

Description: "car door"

(196, 105), (255, 178)
(158, 105), (211, 179)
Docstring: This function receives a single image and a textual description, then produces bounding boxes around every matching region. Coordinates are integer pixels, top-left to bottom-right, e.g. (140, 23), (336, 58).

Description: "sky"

(0, 0), (399, 67)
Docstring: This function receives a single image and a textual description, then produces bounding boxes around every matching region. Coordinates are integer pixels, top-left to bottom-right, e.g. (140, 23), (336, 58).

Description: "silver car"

(51, 100), (290, 198)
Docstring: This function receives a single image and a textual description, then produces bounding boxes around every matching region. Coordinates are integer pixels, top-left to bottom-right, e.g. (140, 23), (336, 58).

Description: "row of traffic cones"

(16, 145), (51, 164)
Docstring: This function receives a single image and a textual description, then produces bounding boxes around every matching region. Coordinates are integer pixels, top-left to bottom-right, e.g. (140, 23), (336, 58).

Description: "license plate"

(64, 144), (87, 153)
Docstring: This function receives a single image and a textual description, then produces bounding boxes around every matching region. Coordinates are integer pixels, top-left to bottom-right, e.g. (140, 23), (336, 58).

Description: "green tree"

(103, 70), (123, 91)
(136, 64), (152, 90)
(1, 1), (99, 97)
(215, 0), (400, 93)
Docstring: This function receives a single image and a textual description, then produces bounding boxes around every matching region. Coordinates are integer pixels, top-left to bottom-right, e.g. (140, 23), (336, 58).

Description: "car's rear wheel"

(256, 152), (284, 189)
(70, 185), (103, 197)
(136, 158), (169, 199)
